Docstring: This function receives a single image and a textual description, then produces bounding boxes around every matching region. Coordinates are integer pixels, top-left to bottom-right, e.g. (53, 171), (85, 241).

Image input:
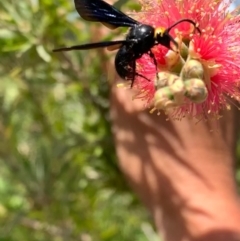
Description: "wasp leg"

(130, 61), (151, 88)
(149, 50), (158, 71)
(149, 50), (159, 82)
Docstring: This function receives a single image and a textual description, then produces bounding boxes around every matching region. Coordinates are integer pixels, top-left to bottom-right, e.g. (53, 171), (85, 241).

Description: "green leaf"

(36, 45), (51, 62)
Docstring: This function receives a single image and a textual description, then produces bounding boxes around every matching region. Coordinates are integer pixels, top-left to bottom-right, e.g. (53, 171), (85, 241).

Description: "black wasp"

(53, 0), (201, 87)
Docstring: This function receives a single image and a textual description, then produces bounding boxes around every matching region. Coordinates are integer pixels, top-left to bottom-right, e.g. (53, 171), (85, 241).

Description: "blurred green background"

(0, 0), (240, 241)
(0, 0), (161, 240)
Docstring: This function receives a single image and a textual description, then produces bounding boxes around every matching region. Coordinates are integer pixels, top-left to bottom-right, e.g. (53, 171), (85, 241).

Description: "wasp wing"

(52, 40), (127, 52)
(74, 0), (138, 28)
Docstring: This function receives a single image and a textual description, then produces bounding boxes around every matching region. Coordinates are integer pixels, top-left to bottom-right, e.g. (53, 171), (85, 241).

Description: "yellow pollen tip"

(116, 82), (130, 88)
(154, 27), (166, 38)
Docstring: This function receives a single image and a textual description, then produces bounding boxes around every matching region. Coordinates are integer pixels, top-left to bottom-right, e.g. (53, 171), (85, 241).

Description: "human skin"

(110, 85), (240, 241)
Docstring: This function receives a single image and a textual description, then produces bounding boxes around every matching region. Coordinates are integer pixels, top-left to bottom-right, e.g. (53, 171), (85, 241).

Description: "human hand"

(111, 85), (240, 241)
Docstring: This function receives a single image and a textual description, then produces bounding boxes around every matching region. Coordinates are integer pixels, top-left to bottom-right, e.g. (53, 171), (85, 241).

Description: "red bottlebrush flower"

(131, 0), (240, 119)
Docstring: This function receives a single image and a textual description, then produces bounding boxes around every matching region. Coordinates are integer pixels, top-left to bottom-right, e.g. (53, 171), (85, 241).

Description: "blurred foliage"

(0, 0), (159, 240)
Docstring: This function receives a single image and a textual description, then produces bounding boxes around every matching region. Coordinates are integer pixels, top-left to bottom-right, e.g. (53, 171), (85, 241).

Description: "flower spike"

(129, 0), (240, 120)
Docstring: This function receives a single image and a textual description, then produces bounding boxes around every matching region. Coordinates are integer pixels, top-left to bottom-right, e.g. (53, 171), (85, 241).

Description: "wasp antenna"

(166, 18), (201, 35)
(167, 33), (179, 52)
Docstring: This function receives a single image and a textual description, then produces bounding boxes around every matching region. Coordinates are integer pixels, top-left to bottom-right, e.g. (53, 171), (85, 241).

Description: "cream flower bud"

(185, 78), (208, 103)
(155, 72), (179, 89)
(179, 40), (189, 60)
(181, 59), (204, 79)
(188, 40), (201, 59)
(169, 78), (186, 104)
(154, 87), (177, 109)
(165, 51), (185, 74)
(154, 77), (186, 109)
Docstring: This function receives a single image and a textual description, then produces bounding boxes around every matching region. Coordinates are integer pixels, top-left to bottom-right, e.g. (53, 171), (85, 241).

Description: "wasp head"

(154, 27), (178, 51)
(154, 19), (201, 52)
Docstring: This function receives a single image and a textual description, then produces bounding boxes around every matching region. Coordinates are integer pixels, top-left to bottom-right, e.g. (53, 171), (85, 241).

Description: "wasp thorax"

(127, 24), (155, 41)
